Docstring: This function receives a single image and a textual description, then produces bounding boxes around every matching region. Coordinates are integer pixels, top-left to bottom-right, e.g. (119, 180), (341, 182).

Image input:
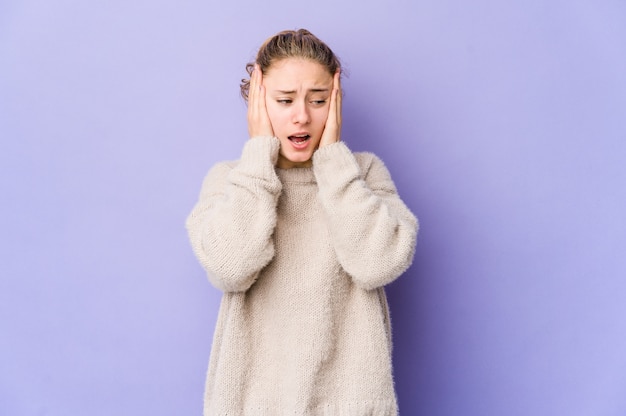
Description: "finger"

(249, 64), (260, 105)
(253, 67), (267, 125)
(327, 71), (339, 119)
(258, 78), (274, 136)
(330, 70), (342, 141)
(248, 64), (274, 138)
(319, 71), (341, 147)
(248, 66), (256, 111)
(250, 67), (264, 115)
(248, 65), (261, 137)
(334, 70), (342, 129)
(255, 66), (265, 115)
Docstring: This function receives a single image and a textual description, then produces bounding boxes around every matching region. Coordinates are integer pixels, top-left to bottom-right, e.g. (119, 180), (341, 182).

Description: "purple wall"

(2, 1), (625, 415)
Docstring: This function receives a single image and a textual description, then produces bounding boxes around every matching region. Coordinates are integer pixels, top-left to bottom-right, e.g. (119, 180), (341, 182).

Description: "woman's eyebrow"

(273, 88), (329, 94)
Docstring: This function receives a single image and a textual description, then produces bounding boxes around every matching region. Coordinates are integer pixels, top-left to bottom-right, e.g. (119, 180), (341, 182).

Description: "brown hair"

(240, 29), (341, 100)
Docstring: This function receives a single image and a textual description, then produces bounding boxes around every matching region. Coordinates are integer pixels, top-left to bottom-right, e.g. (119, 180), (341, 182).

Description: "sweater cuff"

(238, 136), (280, 180)
(312, 141), (362, 181)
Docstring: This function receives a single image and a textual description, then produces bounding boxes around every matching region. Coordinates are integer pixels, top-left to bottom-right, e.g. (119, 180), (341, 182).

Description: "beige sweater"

(186, 136), (418, 416)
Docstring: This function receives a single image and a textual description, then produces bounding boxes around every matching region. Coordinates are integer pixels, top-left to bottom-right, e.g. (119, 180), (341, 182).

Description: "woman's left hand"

(319, 70), (342, 148)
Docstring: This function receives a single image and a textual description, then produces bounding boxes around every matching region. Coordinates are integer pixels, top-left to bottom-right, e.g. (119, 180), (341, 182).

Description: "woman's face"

(262, 58), (333, 169)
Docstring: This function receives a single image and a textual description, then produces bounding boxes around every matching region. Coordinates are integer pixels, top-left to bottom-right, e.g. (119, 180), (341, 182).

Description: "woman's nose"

(292, 102), (310, 124)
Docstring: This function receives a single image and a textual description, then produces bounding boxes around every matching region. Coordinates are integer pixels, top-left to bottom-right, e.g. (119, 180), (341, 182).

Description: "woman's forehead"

(264, 59), (332, 91)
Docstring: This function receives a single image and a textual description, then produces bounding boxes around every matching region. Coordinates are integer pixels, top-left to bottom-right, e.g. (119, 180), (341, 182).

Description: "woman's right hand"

(247, 64), (274, 138)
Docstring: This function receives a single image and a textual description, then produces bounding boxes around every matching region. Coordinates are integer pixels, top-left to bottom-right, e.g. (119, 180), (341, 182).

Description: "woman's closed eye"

(276, 99), (327, 106)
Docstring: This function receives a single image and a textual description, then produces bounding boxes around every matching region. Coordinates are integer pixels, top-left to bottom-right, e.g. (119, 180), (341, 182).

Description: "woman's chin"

(277, 152), (313, 169)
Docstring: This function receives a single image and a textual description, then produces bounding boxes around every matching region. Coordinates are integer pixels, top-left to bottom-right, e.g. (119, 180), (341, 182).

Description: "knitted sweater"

(186, 136), (418, 416)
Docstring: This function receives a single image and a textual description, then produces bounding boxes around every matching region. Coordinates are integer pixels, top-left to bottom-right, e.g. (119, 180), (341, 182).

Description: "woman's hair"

(240, 29), (341, 100)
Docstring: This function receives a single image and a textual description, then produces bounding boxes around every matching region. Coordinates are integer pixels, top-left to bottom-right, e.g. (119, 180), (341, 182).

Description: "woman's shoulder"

(206, 159), (239, 175)
(353, 151), (387, 176)
(198, 159), (239, 190)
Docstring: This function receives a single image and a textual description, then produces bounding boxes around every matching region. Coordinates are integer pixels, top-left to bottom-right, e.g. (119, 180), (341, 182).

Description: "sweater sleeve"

(185, 136), (282, 292)
(312, 142), (418, 290)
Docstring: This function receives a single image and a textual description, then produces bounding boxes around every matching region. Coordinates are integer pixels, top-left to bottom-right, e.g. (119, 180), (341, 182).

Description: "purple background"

(2, 1), (626, 415)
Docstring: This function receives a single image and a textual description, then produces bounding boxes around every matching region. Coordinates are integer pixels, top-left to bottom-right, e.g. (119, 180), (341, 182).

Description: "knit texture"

(186, 136), (418, 416)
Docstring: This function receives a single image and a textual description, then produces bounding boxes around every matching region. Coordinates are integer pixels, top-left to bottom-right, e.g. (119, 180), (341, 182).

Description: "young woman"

(186, 29), (418, 416)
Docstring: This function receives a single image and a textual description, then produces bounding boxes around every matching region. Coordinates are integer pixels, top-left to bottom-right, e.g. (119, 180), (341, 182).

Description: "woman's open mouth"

(288, 134), (310, 144)
(287, 134), (311, 149)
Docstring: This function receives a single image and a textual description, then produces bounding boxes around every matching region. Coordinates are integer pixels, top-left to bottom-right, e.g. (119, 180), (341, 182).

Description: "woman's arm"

(186, 136), (282, 292)
(312, 142), (418, 289)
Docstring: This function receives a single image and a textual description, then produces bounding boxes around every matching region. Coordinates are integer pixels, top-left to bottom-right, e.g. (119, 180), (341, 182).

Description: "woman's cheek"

(318, 107), (330, 125)
(265, 104), (279, 129)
